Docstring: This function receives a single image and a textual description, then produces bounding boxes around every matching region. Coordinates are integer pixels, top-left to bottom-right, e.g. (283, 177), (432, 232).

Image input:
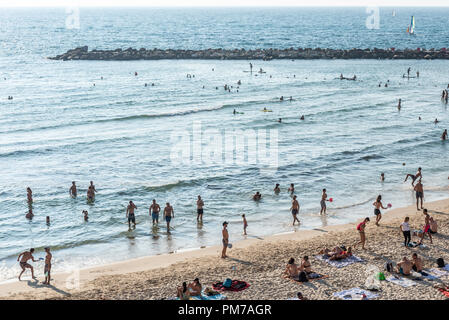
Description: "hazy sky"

(1, 0), (448, 7)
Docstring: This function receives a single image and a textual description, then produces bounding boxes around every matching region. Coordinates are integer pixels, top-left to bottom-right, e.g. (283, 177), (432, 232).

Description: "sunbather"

(329, 247), (353, 261)
(188, 278), (202, 296)
(396, 257), (413, 276)
(177, 282), (191, 300)
(300, 256), (313, 274)
(283, 258), (300, 278)
(411, 253), (424, 273)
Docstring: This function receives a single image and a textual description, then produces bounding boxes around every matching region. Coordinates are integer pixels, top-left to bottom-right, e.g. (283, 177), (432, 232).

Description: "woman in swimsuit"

(177, 282), (190, 300)
(300, 256), (312, 274)
(373, 195), (387, 226)
(354, 217), (370, 250)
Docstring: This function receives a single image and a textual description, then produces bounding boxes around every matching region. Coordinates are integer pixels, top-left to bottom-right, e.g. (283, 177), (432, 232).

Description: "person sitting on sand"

(188, 278), (202, 296)
(373, 195), (387, 226)
(18, 248), (37, 280)
(283, 258), (300, 278)
(414, 179), (424, 210)
(253, 192), (262, 201)
(354, 217), (370, 250)
(404, 167), (422, 187)
(396, 257), (413, 276)
(300, 256), (313, 274)
(177, 282), (190, 300)
(411, 253), (424, 273)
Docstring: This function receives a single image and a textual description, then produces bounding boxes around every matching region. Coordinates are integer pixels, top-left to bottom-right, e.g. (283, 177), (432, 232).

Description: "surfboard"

(262, 109), (272, 112)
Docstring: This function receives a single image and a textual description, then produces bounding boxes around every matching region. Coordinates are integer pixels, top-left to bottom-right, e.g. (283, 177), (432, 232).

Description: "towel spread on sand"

(286, 272), (328, 285)
(438, 288), (449, 298)
(315, 254), (364, 268)
(428, 268), (448, 278)
(386, 276), (417, 287)
(333, 288), (379, 300)
(443, 264), (449, 272)
(212, 280), (250, 292)
(172, 293), (227, 300)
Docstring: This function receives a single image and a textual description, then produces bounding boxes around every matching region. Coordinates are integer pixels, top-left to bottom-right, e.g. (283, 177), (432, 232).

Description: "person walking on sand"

(17, 248), (37, 280)
(418, 209), (433, 245)
(197, 195), (204, 222)
(149, 199), (160, 225)
(404, 167), (422, 186)
(400, 217), (411, 247)
(320, 189), (327, 215)
(354, 217), (370, 250)
(126, 201), (137, 229)
(242, 214), (248, 235)
(43, 247), (52, 285)
(164, 202), (174, 231)
(373, 195), (387, 226)
(414, 179), (424, 210)
(69, 181), (77, 198)
(290, 195), (300, 226)
(222, 221), (229, 258)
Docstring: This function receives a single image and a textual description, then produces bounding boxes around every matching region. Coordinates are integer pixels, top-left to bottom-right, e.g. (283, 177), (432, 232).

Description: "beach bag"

(385, 262), (393, 272)
(297, 271), (308, 283)
(437, 258), (445, 268)
(223, 278), (232, 288)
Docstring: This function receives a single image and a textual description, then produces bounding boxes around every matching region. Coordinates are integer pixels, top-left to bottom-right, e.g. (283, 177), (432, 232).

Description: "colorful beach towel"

(333, 288), (379, 300)
(437, 288), (449, 298)
(386, 276), (417, 287)
(315, 254), (364, 268)
(212, 280), (250, 292)
(171, 293), (227, 300)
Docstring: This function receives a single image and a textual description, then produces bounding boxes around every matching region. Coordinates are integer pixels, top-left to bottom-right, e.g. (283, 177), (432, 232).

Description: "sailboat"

(407, 16), (416, 35)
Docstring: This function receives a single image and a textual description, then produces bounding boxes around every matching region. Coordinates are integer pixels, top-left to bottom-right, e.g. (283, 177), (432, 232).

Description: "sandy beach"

(1, 197), (448, 300)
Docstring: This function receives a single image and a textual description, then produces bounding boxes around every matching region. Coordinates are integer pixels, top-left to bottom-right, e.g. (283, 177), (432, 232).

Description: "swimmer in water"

(398, 99), (402, 110)
(300, 115), (305, 120)
(435, 118), (440, 124)
(278, 118), (282, 123)
(274, 184), (281, 193)
(126, 201), (137, 229)
(380, 173), (385, 182)
(288, 183), (295, 194)
(280, 96), (284, 101)
(442, 129), (448, 141)
(69, 181), (77, 198)
(253, 192), (262, 201)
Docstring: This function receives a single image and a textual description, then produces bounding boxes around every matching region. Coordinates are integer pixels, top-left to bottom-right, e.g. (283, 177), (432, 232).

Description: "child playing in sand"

(242, 214), (248, 235)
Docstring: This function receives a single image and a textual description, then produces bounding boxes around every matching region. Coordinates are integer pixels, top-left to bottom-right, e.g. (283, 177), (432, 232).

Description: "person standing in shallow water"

(373, 195), (387, 226)
(414, 179), (424, 210)
(126, 201), (137, 229)
(43, 247), (52, 285)
(164, 202), (174, 232)
(442, 129), (448, 141)
(196, 195), (204, 222)
(26, 187), (33, 204)
(320, 189), (327, 215)
(290, 195), (300, 226)
(18, 248), (37, 280)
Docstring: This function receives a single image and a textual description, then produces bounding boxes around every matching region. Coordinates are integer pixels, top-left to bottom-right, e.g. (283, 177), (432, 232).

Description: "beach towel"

(385, 276), (417, 287)
(285, 272), (328, 285)
(333, 288), (379, 300)
(437, 288), (449, 298)
(171, 293), (227, 300)
(428, 268), (449, 278)
(443, 264), (449, 272)
(212, 280), (250, 292)
(315, 254), (364, 268)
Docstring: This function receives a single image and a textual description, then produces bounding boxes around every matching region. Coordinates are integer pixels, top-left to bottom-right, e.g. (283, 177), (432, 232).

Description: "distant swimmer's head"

(323, 188), (326, 192)
(129, 201), (133, 204)
(242, 214), (245, 217)
(198, 195), (201, 199)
